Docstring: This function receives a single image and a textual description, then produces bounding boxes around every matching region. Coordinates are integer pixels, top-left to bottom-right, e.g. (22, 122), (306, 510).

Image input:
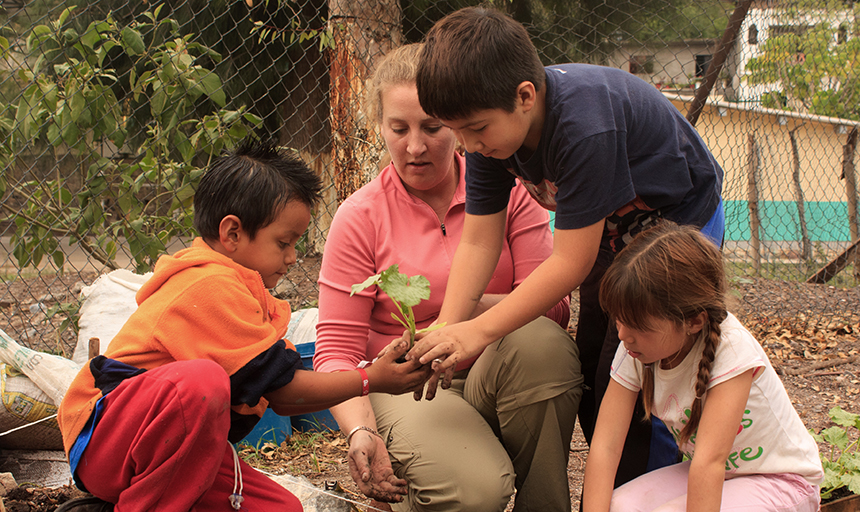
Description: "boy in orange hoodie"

(57, 141), (431, 512)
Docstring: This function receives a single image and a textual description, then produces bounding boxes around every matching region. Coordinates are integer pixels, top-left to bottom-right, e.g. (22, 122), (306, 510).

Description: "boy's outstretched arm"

(266, 339), (431, 416)
(436, 210), (507, 325)
(410, 218), (603, 372)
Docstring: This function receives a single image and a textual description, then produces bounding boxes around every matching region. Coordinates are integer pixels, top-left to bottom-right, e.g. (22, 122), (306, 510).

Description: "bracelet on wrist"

(346, 425), (380, 445)
(357, 368), (370, 396)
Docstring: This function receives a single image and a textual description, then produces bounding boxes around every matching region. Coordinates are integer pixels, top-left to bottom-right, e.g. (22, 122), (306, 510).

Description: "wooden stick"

(88, 337), (100, 360)
(807, 237), (860, 284)
(783, 355), (858, 375)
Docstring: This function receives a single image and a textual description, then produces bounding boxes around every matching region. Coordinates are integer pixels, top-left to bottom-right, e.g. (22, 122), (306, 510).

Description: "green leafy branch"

(0, 7), (262, 273)
(350, 264), (445, 347)
(811, 406), (860, 499)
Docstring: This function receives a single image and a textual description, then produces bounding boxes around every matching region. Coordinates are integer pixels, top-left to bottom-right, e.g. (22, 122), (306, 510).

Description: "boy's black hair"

(193, 139), (323, 240)
(416, 6), (545, 120)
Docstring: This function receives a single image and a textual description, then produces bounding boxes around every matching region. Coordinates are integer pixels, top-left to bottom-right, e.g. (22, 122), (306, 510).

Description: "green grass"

(725, 258), (859, 289)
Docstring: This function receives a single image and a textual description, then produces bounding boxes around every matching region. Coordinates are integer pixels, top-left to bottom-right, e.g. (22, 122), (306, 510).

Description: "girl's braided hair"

(599, 221), (728, 446)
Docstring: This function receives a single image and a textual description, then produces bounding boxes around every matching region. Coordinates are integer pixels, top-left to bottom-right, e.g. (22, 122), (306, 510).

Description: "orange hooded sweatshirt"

(58, 238), (301, 455)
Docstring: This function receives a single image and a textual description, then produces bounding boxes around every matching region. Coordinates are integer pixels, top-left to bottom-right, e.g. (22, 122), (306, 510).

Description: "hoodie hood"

(137, 238), (277, 317)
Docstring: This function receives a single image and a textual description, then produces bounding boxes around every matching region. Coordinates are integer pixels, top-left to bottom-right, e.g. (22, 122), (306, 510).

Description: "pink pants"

(75, 359), (301, 512)
(610, 461), (820, 512)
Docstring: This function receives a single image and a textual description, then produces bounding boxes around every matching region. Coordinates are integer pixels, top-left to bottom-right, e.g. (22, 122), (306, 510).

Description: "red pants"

(75, 359), (302, 512)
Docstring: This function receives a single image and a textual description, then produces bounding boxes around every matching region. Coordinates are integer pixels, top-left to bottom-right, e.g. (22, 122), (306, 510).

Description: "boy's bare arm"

(479, 219), (603, 337)
(265, 341), (431, 416)
(410, 219), (603, 370)
(436, 210), (507, 325)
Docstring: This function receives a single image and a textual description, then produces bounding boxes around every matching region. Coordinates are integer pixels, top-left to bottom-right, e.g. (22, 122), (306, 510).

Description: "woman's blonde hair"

(365, 43), (424, 124)
(599, 221), (728, 446)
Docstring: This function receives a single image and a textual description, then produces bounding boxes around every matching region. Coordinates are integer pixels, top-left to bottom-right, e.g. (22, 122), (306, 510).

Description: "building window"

(749, 24), (758, 45)
(770, 24), (809, 38)
(695, 54), (713, 78)
(629, 55), (654, 75)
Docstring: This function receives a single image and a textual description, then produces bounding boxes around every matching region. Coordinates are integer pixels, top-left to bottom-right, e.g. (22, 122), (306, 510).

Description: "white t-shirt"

(611, 312), (823, 485)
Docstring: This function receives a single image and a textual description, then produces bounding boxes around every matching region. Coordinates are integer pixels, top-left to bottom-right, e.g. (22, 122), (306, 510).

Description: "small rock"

(72, 282), (86, 296)
(27, 303), (47, 316)
(0, 472), (17, 496)
(274, 280), (298, 298)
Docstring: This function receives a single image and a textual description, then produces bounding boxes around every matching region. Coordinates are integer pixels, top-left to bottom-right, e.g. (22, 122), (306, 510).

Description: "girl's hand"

(365, 337), (432, 395)
(347, 429), (407, 502)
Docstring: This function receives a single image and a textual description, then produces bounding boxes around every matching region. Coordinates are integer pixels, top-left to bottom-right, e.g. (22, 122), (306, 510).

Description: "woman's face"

(380, 83), (457, 197)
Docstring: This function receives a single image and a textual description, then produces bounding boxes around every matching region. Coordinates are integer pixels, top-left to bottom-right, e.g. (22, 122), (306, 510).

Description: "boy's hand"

(365, 337), (432, 395)
(407, 321), (490, 401)
(408, 320), (488, 371)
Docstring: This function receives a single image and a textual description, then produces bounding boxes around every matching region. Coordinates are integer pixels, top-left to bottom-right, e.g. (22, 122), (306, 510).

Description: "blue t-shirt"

(465, 63), (723, 252)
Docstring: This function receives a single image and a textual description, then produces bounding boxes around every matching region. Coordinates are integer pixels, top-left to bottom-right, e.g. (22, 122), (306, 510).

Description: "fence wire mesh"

(0, 0), (858, 357)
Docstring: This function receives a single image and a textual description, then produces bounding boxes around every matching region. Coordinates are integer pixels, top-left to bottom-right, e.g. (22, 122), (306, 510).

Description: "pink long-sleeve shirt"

(314, 153), (570, 373)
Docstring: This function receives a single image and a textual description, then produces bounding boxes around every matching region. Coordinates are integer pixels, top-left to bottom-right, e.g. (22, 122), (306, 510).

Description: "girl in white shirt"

(582, 221), (823, 512)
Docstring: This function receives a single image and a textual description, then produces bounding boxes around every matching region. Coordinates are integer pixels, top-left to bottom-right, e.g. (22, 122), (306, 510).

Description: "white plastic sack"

(74, 269), (152, 364)
(264, 472), (352, 512)
(0, 328), (82, 406)
(0, 364), (63, 450)
(286, 307), (319, 346)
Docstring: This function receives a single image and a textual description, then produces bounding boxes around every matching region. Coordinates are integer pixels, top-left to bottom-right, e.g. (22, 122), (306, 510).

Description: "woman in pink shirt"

(314, 43), (583, 512)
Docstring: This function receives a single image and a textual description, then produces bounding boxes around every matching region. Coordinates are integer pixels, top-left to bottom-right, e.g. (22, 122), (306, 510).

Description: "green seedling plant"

(811, 406), (860, 500)
(350, 264), (444, 348)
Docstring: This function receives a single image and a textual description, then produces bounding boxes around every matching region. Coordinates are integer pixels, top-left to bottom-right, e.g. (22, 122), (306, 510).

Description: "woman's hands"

(347, 429), (407, 503)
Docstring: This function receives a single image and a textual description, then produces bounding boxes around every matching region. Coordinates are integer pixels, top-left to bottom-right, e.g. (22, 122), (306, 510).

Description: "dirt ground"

(0, 257), (858, 511)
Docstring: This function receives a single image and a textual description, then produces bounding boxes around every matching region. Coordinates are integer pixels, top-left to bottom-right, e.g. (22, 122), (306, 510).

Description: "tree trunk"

(842, 127), (859, 279)
(687, 0), (753, 127)
(328, 0), (401, 203)
(789, 127), (811, 266)
(747, 133), (762, 276)
(321, 0), (401, 254)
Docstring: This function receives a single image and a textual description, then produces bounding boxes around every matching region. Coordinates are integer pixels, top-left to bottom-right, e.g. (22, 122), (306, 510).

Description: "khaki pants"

(371, 317), (583, 512)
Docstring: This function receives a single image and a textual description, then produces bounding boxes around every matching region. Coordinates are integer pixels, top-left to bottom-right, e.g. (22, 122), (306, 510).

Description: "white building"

(727, 0), (854, 105)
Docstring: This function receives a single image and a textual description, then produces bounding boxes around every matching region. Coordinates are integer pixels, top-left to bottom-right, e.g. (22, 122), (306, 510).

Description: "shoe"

(55, 496), (115, 511)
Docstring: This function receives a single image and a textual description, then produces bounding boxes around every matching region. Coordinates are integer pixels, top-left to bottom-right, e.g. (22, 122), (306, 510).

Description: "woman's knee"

(408, 465), (514, 512)
(498, 317), (582, 381)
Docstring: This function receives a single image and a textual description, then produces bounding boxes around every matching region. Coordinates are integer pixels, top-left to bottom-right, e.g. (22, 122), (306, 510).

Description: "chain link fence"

(0, 0), (858, 357)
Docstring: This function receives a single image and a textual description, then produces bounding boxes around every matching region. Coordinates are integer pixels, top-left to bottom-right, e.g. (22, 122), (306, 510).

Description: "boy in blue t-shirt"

(409, 6), (725, 492)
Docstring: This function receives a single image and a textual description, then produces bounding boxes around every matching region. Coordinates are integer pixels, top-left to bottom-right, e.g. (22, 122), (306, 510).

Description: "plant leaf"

(416, 322), (446, 335)
(842, 471), (860, 495)
(350, 271), (383, 296)
(820, 426), (850, 452)
(377, 266), (430, 308)
(830, 406), (860, 430)
(120, 27), (146, 56)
